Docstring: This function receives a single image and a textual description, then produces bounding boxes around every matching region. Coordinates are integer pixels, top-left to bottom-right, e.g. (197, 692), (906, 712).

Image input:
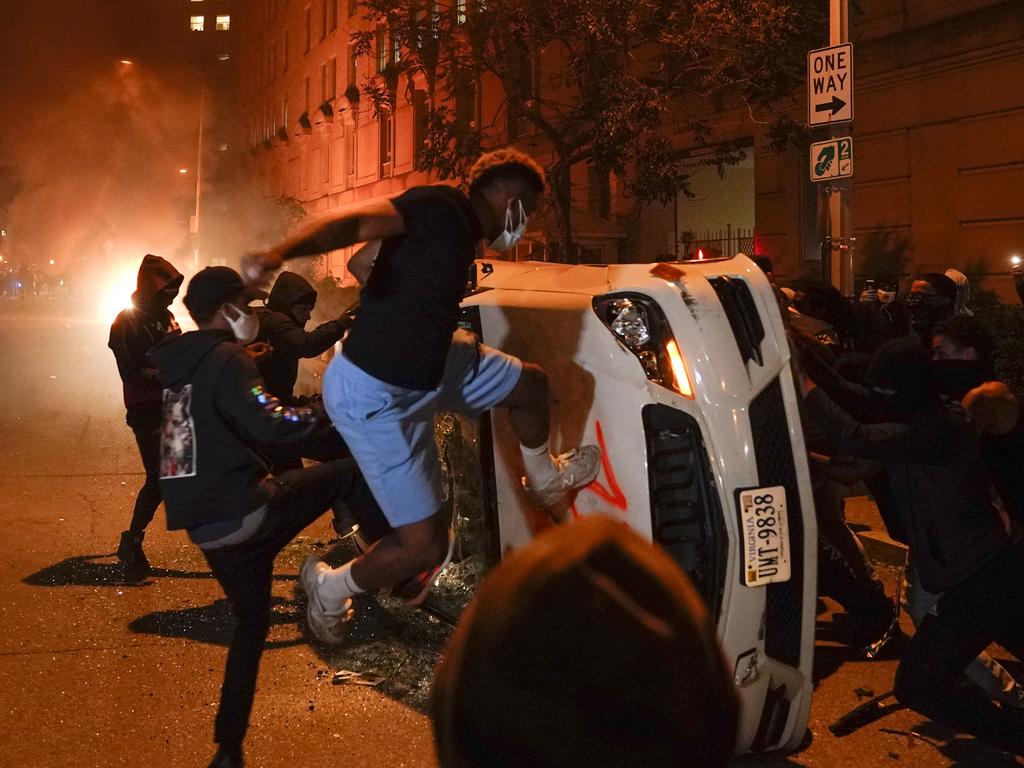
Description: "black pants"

(894, 542), (1024, 755)
(263, 426), (351, 475)
(813, 471), (892, 633)
(200, 460), (388, 752)
(126, 405), (163, 533)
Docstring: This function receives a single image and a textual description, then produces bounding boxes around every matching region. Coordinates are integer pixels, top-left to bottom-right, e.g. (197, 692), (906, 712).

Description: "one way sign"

(808, 43), (853, 126)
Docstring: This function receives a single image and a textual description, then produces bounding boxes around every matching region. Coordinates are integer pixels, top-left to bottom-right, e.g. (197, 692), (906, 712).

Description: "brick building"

(236, 1), (1024, 297)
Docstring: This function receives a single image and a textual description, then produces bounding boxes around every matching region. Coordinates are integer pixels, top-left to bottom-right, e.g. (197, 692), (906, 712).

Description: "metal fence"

(682, 226), (755, 259)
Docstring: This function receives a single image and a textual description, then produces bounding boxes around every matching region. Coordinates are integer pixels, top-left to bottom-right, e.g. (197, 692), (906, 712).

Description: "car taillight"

(593, 294), (695, 399)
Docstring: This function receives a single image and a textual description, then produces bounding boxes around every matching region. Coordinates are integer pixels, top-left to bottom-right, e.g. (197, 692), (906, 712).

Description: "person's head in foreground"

(431, 516), (738, 768)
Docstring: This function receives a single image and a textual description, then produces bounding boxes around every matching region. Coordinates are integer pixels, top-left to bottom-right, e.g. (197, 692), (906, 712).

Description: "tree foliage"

(352, 0), (822, 261)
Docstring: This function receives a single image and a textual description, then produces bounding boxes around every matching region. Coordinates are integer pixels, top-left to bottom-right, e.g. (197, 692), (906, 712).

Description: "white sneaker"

(522, 445), (602, 509)
(300, 556), (353, 645)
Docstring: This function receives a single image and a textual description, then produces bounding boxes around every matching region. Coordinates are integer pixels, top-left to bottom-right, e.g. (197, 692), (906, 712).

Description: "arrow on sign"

(814, 96), (847, 116)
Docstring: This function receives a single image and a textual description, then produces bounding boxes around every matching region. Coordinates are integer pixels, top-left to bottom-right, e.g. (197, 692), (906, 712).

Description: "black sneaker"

(116, 530), (151, 584)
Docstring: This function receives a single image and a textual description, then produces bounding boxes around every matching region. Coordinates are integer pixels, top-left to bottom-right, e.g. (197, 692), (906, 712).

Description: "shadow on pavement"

(24, 548), (455, 714)
(877, 723), (1023, 767)
(22, 554), (217, 587)
(128, 596), (306, 651)
(121, 571), (453, 714)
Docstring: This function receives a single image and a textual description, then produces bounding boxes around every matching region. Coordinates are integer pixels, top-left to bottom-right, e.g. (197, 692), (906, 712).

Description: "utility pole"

(828, 0), (853, 296)
(191, 80), (205, 273)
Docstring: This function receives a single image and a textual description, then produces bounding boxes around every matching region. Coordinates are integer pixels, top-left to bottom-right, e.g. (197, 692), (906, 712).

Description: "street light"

(189, 78), (206, 273)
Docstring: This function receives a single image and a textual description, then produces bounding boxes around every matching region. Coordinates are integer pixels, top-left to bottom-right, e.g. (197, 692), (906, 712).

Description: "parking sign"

(809, 138), (853, 182)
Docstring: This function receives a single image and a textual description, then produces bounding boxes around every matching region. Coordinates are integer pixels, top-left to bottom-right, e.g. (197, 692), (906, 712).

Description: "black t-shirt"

(343, 185), (482, 390)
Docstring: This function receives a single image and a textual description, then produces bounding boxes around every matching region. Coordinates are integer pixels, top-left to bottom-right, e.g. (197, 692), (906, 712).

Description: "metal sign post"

(808, 0), (854, 296)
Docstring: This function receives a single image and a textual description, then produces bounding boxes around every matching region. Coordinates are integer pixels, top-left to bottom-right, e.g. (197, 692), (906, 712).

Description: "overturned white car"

(455, 253), (817, 754)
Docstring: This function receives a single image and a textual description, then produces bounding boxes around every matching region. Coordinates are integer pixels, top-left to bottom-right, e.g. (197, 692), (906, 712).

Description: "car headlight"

(594, 294), (694, 399)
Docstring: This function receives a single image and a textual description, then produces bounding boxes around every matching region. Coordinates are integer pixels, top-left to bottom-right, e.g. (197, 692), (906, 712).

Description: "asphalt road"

(0, 294), (1019, 767)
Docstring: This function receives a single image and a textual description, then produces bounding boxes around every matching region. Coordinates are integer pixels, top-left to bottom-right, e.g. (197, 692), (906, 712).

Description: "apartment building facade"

(237, 1), (1024, 296)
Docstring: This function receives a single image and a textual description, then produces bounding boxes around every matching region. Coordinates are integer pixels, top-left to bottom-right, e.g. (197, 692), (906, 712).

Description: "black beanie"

(918, 273), (957, 302)
(866, 338), (938, 414)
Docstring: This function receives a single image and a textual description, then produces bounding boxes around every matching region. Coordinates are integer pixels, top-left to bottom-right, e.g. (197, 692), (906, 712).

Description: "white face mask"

(222, 305), (259, 344)
(488, 199), (528, 252)
(877, 289), (897, 305)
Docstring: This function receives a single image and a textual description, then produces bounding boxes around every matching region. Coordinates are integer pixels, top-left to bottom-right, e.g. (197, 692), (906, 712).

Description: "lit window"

(216, 15), (230, 31)
(190, 16), (205, 31)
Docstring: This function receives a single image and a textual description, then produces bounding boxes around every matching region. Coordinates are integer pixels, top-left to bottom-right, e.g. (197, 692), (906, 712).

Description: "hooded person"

(431, 516), (738, 768)
(148, 266), (390, 768)
(107, 254), (184, 582)
(801, 337), (1024, 752)
(254, 271), (353, 404)
(852, 274), (908, 354)
(251, 271), (356, 474)
(906, 272), (956, 345)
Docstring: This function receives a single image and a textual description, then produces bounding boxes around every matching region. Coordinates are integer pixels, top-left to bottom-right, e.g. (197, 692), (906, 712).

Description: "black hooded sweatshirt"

(933, 359), (1024, 524)
(148, 328), (321, 531)
(108, 254), (183, 411)
(254, 271), (348, 401)
(805, 340), (1011, 594)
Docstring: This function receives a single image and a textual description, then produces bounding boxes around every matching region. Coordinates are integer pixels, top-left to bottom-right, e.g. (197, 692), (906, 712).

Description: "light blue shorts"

(322, 329), (522, 527)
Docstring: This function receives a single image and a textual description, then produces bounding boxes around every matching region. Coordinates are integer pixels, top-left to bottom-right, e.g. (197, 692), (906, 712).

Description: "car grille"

(709, 276), (765, 366)
(749, 377), (804, 668)
(643, 404), (727, 619)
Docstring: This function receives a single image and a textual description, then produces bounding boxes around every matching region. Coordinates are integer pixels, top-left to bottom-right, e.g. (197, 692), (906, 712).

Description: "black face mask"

(906, 295), (952, 331)
(154, 290), (176, 309)
(931, 359), (992, 401)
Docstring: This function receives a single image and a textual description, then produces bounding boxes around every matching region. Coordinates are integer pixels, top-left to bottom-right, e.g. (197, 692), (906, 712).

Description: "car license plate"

(737, 485), (791, 588)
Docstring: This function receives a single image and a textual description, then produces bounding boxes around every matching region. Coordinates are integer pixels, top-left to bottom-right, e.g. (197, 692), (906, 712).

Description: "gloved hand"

(338, 301), (359, 329)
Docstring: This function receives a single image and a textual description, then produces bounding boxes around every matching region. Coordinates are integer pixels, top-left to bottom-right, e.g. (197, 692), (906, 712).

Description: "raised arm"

(242, 199), (404, 287)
